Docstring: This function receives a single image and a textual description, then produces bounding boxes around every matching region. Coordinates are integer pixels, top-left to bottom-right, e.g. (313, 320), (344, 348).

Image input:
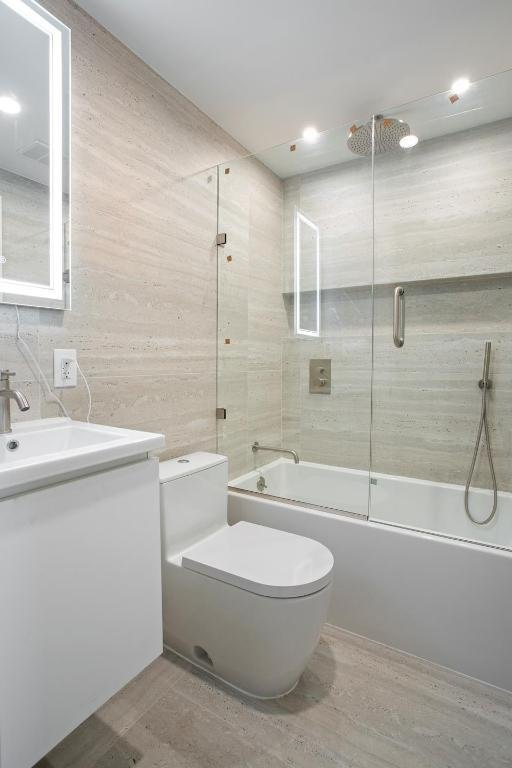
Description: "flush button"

(177, 458), (190, 464)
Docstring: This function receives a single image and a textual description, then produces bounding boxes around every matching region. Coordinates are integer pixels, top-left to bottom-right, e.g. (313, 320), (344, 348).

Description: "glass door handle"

(393, 286), (405, 348)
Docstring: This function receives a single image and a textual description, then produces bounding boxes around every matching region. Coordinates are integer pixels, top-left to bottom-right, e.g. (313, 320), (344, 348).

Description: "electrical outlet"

(54, 349), (77, 388)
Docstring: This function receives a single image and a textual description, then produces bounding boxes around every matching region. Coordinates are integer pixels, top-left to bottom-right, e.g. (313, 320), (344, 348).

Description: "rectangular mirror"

(0, 0), (70, 309)
(294, 209), (320, 336)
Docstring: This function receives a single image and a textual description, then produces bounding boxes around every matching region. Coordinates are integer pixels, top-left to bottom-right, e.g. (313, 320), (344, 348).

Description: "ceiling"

(75, 0), (512, 155)
(248, 69), (512, 178)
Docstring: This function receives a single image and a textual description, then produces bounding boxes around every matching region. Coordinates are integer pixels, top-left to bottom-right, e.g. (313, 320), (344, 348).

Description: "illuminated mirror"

(294, 209), (320, 336)
(0, 0), (70, 309)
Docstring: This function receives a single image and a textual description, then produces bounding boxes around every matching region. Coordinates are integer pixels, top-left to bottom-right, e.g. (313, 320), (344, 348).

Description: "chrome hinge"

(216, 407), (226, 420)
(216, 233), (227, 246)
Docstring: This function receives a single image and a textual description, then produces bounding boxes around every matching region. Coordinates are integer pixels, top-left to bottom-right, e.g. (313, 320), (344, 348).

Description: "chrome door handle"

(393, 286), (405, 348)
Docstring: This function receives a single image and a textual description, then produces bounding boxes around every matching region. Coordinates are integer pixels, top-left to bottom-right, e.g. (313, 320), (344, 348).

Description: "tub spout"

(252, 441), (299, 464)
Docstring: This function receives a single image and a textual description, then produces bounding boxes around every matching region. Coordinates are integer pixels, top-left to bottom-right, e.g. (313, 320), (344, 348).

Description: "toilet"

(159, 452), (334, 699)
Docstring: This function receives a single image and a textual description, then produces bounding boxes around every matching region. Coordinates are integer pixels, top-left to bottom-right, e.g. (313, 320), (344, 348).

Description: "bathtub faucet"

(252, 441), (300, 464)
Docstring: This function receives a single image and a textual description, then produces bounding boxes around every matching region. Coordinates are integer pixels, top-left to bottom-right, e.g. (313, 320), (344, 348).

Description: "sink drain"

(6, 439), (19, 451)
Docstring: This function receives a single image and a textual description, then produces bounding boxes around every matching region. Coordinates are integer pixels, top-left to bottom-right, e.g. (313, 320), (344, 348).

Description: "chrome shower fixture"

(347, 115), (410, 156)
(464, 341), (498, 526)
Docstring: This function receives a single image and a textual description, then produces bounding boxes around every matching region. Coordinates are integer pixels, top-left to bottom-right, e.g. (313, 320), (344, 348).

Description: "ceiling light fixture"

(451, 77), (470, 95)
(0, 95), (21, 115)
(399, 134), (419, 149)
(302, 126), (319, 143)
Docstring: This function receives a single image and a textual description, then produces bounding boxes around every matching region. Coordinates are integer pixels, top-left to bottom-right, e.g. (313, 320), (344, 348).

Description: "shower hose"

(464, 343), (498, 526)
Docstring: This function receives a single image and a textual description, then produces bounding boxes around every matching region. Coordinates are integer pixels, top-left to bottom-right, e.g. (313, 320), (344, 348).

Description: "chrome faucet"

(252, 441), (299, 464)
(0, 370), (30, 434)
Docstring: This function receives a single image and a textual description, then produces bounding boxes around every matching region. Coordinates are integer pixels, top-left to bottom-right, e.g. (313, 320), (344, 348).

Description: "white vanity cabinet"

(0, 457), (163, 768)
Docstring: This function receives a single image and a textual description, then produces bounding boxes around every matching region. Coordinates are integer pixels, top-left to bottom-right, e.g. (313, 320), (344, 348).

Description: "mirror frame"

(294, 208), (320, 337)
(0, 0), (70, 308)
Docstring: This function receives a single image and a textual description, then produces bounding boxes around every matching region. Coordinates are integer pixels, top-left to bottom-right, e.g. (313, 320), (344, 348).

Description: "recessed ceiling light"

(302, 126), (319, 143)
(451, 77), (470, 95)
(0, 96), (21, 115)
(399, 134), (419, 149)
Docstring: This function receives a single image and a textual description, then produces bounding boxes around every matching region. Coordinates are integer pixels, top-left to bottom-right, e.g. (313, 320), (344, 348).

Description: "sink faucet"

(0, 370), (30, 434)
(252, 441), (299, 464)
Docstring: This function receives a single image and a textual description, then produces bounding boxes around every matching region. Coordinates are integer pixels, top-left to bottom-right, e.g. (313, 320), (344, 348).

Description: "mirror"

(0, 0), (70, 309)
(294, 209), (320, 336)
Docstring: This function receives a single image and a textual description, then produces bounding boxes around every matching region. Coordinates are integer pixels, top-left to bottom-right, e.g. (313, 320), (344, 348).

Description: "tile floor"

(38, 624), (512, 768)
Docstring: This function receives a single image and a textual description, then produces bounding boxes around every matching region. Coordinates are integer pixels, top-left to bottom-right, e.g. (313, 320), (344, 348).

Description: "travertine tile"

(217, 156), (287, 476)
(37, 625), (512, 768)
(371, 279), (512, 490)
(280, 124), (512, 503)
(3, 0), (243, 463)
(41, 372), (217, 460)
(374, 119), (512, 285)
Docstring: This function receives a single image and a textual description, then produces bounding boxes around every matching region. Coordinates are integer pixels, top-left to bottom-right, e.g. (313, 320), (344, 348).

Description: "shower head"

(347, 115), (410, 156)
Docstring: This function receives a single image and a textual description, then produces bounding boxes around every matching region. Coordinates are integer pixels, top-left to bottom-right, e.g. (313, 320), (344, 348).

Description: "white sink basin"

(0, 417), (165, 497)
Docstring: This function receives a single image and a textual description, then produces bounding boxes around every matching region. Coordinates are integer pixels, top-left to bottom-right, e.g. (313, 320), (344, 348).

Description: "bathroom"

(0, 0), (511, 766)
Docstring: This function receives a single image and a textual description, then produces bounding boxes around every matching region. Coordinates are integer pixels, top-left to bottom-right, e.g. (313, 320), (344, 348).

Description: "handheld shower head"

(480, 341), (492, 388)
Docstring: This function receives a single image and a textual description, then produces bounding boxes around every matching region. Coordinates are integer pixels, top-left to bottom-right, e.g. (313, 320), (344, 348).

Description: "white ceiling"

(75, 0), (512, 155)
(251, 70), (512, 178)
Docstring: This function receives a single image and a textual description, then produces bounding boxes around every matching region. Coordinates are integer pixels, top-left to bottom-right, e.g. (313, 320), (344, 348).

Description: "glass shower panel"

(217, 124), (374, 517)
(370, 70), (512, 550)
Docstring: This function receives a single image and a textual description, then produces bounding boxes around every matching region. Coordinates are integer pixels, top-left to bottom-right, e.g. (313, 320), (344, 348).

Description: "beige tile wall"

(281, 151), (374, 477)
(282, 289), (373, 473)
(217, 159), (288, 479)
(6, 0), (507, 492)
(372, 277), (512, 491)
(282, 119), (512, 492)
(373, 118), (512, 286)
(1, 0), (245, 459)
(284, 118), (512, 291)
(283, 157), (373, 292)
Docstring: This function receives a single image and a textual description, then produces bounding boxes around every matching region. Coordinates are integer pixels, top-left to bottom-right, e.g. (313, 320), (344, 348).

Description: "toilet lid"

(181, 521), (334, 598)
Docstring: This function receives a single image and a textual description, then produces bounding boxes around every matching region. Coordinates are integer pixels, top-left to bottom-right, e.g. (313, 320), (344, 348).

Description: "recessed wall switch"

(54, 349), (77, 388)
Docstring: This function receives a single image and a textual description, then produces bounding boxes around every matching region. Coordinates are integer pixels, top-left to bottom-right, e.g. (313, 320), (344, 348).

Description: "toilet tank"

(159, 452), (228, 559)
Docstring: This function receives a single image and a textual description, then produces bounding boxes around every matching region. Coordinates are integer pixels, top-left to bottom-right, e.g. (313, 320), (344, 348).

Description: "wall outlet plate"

(54, 349), (77, 388)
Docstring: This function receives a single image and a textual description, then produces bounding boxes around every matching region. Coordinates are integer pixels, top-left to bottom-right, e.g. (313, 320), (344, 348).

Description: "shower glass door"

(370, 70), (512, 550)
(216, 123), (374, 517)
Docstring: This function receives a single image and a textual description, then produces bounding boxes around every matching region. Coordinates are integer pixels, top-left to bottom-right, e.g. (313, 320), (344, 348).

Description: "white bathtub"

(232, 458), (512, 549)
(229, 459), (512, 691)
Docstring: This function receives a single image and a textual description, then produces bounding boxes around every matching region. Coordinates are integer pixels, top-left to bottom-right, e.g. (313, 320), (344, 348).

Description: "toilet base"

(162, 559), (332, 699)
(164, 644), (301, 700)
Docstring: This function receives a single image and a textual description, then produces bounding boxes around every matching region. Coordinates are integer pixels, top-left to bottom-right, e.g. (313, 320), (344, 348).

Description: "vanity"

(0, 2), (166, 765)
(0, 418), (165, 768)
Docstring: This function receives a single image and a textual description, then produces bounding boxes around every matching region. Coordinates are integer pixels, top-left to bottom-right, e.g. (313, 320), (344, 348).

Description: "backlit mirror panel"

(294, 209), (320, 337)
(0, 0), (70, 309)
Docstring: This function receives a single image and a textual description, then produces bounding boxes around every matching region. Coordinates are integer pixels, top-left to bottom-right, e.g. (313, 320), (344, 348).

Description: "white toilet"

(159, 452), (334, 699)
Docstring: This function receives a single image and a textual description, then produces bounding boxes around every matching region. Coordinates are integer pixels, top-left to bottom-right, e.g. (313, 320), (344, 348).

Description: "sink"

(0, 417), (165, 497)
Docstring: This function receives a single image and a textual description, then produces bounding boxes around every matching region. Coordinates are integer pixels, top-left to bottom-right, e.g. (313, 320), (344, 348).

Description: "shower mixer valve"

(309, 359), (331, 394)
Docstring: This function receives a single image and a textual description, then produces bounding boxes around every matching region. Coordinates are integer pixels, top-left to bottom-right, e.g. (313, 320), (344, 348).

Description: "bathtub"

(229, 459), (512, 691)
(232, 458), (512, 548)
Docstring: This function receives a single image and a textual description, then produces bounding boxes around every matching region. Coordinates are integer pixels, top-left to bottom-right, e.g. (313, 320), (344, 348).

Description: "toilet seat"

(181, 521), (334, 598)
